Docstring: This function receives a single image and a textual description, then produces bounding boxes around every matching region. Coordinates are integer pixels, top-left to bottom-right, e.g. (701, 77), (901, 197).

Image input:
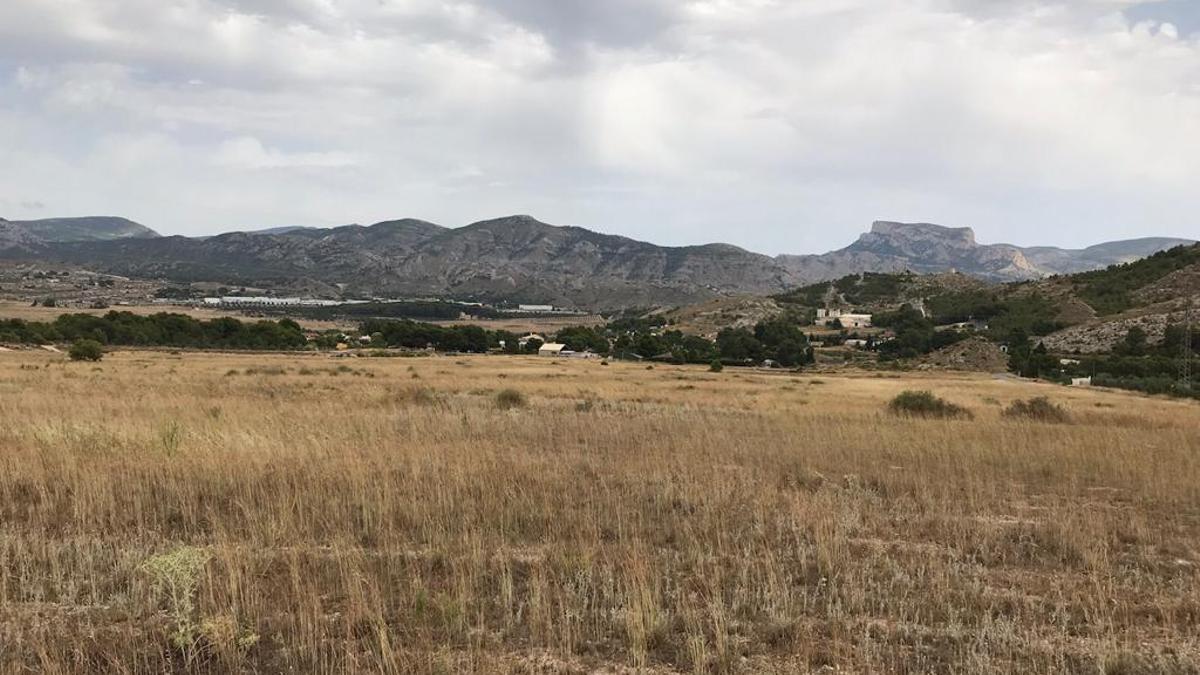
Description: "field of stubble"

(0, 350), (1198, 674)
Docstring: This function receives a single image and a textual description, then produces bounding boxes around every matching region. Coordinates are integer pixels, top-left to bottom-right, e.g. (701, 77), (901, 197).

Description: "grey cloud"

(0, 0), (1197, 253)
(479, 0), (685, 49)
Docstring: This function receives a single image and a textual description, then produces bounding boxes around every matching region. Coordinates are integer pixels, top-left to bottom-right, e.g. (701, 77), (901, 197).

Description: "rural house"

(538, 343), (567, 356)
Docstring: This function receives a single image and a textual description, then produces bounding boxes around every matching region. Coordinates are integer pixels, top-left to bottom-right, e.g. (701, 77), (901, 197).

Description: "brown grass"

(1, 351), (1198, 673)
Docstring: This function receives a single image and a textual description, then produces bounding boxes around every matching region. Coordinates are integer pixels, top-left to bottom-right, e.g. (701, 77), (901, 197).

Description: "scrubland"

(0, 351), (1198, 673)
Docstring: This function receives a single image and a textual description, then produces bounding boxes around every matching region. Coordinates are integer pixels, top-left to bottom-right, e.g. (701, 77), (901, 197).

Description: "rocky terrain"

(919, 336), (1010, 372)
(0, 215), (1190, 310)
(659, 296), (786, 339)
(1030, 243), (1200, 352)
(777, 221), (1192, 284)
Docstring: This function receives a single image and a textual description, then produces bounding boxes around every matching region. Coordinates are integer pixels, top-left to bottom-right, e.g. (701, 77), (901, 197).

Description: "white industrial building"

(203, 296), (343, 308)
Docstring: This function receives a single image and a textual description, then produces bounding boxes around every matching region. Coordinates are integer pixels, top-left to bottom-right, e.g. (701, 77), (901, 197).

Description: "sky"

(0, 0), (1197, 255)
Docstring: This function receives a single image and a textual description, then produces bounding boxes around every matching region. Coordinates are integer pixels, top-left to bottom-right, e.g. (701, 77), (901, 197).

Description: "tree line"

(0, 312), (308, 350)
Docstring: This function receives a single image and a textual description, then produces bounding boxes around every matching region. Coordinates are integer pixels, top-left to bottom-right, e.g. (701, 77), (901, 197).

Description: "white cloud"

(0, 0), (1197, 252)
(214, 136), (359, 169)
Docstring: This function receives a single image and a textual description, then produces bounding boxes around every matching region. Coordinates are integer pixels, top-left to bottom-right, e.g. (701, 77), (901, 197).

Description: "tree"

(1007, 330), (1057, 378)
(716, 327), (764, 363)
(1114, 326), (1148, 357)
(68, 339), (104, 362)
(555, 325), (610, 354)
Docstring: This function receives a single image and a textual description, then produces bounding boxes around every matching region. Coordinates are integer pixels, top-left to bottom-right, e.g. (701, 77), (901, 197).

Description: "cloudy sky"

(1, 0), (1197, 254)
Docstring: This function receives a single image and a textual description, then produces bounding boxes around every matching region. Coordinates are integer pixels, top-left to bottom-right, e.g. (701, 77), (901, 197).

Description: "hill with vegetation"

(775, 243), (1199, 342)
(765, 243), (1200, 396)
(0, 215), (1189, 310)
(0, 216), (159, 244)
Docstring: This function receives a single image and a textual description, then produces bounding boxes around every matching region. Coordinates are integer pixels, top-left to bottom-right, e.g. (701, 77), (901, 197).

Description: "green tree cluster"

(873, 304), (967, 359)
(0, 312), (307, 350)
(361, 319), (494, 352)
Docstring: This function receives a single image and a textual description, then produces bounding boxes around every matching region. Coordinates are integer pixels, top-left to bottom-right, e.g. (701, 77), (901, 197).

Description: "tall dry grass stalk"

(0, 350), (1198, 672)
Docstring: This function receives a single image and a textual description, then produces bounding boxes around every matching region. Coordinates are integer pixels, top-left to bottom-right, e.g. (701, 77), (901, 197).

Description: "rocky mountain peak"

(865, 221), (977, 247)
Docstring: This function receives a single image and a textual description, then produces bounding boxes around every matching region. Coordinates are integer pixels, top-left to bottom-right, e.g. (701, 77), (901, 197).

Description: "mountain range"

(0, 216), (159, 244)
(0, 215), (1191, 310)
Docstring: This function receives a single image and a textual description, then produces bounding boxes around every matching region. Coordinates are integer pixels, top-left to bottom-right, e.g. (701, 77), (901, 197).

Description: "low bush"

(888, 390), (973, 420)
(399, 386), (442, 407)
(495, 388), (527, 410)
(243, 366), (287, 376)
(1002, 397), (1071, 423)
(68, 339), (104, 362)
(709, 359), (724, 373)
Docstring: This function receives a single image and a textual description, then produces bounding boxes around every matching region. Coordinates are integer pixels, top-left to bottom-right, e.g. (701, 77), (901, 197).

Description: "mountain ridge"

(0, 216), (160, 246)
(0, 215), (1191, 310)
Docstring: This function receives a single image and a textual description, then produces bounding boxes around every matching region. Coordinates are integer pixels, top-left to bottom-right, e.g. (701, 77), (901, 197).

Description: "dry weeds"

(0, 351), (1198, 673)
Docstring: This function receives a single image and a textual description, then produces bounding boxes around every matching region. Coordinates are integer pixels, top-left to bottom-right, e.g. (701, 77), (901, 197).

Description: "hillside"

(0, 215), (1190, 310)
(775, 243), (1200, 355)
(1022, 237), (1197, 274)
(1035, 244), (1200, 353)
(0, 216), (159, 243)
(29, 216), (800, 310)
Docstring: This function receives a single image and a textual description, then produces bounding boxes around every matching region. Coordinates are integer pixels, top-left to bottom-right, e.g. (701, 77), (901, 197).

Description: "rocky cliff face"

(777, 221), (1043, 283)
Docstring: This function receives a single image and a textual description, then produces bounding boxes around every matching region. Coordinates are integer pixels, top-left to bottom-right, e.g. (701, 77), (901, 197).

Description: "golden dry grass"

(1, 351), (1198, 673)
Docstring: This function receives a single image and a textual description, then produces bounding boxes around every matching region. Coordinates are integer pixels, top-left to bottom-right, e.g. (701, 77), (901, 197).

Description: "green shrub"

(495, 388), (527, 410)
(1002, 397), (1071, 423)
(68, 339), (104, 362)
(709, 359), (724, 373)
(888, 390), (973, 420)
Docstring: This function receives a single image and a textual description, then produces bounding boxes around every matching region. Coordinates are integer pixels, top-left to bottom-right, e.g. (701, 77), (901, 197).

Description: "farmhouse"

(538, 343), (567, 356)
(816, 308), (873, 328)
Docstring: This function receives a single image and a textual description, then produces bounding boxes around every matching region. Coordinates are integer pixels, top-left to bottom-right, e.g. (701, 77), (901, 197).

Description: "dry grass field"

(1, 350), (1198, 673)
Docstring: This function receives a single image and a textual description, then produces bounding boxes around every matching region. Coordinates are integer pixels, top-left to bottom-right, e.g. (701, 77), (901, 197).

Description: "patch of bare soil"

(662, 295), (783, 338)
(919, 336), (1008, 372)
(1053, 295), (1097, 325)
